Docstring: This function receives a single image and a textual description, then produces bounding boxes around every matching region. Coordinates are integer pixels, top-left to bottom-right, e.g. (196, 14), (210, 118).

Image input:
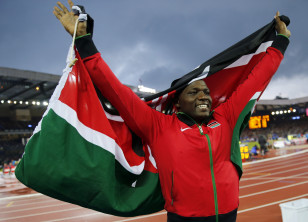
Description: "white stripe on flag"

(251, 91), (261, 100)
(104, 109), (124, 122)
(29, 48), (149, 176)
(188, 65), (210, 85)
(147, 145), (157, 169)
(151, 97), (160, 105)
(52, 100), (147, 175)
(155, 94), (169, 112)
(33, 58), (73, 135)
(225, 41), (273, 69)
(250, 91), (261, 113)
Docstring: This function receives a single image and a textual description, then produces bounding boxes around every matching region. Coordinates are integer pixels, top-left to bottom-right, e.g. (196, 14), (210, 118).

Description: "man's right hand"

(53, 0), (87, 37)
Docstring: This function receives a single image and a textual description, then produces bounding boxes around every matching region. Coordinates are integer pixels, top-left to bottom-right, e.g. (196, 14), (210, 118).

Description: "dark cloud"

(0, 0), (307, 98)
(139, 66), (184, 91)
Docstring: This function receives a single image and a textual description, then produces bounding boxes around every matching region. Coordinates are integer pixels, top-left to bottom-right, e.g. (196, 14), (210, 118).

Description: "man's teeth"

(197, 105), (208, 108)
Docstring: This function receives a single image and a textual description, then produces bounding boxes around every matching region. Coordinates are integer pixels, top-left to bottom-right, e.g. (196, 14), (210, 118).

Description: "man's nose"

(197, 91), (207, 100)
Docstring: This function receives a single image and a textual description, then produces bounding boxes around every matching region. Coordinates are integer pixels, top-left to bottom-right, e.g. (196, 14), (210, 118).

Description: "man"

(258, 134), (268, 155)
(53, 1), (290, 221)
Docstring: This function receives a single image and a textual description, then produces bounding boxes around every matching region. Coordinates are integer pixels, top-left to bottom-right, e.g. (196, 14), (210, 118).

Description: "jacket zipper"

(195, 122), (220, 222)
(204, 134), (219, 222)
(176, 112), (219, 221)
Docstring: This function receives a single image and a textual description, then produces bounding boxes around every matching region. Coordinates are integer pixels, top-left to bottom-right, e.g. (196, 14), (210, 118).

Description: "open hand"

(53, 0), (87, 37)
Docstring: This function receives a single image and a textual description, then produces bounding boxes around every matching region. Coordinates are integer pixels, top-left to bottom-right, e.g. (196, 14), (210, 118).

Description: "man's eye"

(204, 91), (210, 95)
(188, 91), (197, 94)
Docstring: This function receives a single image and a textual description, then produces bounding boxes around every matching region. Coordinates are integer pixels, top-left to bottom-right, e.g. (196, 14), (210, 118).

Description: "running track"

(1, 147), (308, 222)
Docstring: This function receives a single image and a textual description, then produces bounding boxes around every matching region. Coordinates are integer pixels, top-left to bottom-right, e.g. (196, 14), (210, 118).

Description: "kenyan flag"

(15, 50), (164, 216)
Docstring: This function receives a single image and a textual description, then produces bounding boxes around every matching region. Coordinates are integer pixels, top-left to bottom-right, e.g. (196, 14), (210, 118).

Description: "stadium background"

(0, 67), (308, 221)
(0, 66), (308, 222)
(1, 66), (307, 167)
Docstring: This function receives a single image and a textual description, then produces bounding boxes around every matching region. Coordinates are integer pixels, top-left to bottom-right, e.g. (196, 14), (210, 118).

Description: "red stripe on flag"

(205, 52), (267, 109)
(59, 56), (156, 171)
(58, 59), (117, 139)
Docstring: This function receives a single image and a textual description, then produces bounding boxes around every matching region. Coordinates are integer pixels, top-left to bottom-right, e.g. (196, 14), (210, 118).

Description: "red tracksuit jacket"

(75, 35), (288, 217)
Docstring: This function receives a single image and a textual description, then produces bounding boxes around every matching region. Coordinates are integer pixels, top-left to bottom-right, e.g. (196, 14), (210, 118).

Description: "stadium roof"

(1, 66), (307, 111)
(256, 96), (308, 111)
(0, 67), (154, 110)
(258, 97), (308, 105)
(0, 67), (59, 109)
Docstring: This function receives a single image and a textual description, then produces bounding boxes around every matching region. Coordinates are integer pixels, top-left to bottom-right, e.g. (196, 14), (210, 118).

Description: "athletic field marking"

(240, 171), (308, 189)
(114, 194), (308, 220)
(6, 201), (14, 207)
(1, 149), (306, 221)
(243, 149), (308, 166)
(0, 193), (43, 201)
(243, 159), (308, 176)
(43, 212), (104, 222)
(0, 207), (80, 221)
(115, 193), (308, 221)
(241, 165), (308, 181)
(243, 155), (308, 172)
(240, 176), (308, 180)
(244, 151), (308, 167)
(247, 172), (271, 176)
(2, 203), (68, 214)
(48, 193), (308, 222)
(238, 193), (308, 213)
(244, 157), (308, 173)
(0, 198), (60, 208)
(240, 181), (308, 198)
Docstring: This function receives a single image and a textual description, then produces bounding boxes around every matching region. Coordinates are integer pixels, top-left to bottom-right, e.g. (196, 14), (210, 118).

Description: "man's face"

(175, 80), (212, 124)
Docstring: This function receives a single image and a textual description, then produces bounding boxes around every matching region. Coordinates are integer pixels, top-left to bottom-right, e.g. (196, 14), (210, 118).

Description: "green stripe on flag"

(230, 99), (257, 178)
(15, 109), (164, 216)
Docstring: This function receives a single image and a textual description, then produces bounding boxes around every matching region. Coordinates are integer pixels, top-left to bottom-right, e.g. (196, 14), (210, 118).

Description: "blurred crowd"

(241, 118), (308, 141)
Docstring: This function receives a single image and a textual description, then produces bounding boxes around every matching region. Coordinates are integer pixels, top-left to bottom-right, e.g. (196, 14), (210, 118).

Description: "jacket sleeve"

(75, 35), (163, 143)
(218, 35), (289, 128)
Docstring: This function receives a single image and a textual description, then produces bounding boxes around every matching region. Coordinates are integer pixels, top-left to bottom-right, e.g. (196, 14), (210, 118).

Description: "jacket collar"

(176, 110), (214, 127)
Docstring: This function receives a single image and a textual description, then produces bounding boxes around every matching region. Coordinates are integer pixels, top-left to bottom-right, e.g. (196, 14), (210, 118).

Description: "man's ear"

(173, 91), (182, 111)
(175, 100), (180, 109)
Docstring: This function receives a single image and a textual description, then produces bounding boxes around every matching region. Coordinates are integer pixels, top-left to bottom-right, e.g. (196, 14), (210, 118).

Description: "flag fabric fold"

(16, 17), (286, 216)
(15, 50), (164, 217)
